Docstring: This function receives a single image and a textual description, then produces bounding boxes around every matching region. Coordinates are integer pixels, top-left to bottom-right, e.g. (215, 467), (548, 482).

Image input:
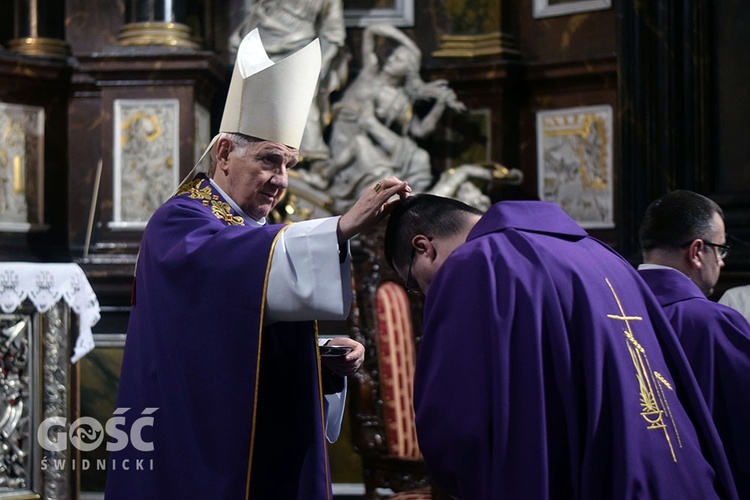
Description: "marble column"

(118, 0), (199, 48)
(7, 0), (70, 57)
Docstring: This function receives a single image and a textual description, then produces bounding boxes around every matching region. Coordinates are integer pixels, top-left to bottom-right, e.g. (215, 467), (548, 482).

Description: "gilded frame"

(110, 98), (180, 230)
(536, 104), (614, 229)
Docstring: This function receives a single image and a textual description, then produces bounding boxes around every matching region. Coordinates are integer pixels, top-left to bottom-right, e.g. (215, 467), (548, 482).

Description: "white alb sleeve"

(324, 380), (347, 443)
(265, 217), (352, 324)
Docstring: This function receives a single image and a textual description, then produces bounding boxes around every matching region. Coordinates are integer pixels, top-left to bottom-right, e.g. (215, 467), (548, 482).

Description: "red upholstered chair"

(375, 282), (421, 461)
(348, 226), (445, 500)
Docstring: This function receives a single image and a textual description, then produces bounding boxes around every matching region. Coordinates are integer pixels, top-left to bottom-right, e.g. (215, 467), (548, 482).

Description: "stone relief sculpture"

(117, 105), (178, 224)
(0, 317), (29, 489)
(228, 16), (522, 220)
(311, 23), (466, 204)
(230, 0), (349, 160)
(428, 162), (522, 210)
(328, 23), (464, 189)
(287, 23), (520, 219)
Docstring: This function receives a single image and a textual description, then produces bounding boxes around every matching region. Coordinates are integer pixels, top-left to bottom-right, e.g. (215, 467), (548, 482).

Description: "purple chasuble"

(414, 201), (738, 500)
(105, 175), (332, 500)
(640, 267), (750, 499)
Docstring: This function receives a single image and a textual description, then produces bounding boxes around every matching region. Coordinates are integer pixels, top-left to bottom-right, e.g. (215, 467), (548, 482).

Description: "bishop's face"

(214, 137), (298, 221)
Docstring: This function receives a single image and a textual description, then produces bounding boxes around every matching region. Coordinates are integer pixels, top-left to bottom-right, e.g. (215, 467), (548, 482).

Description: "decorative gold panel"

(111, 99), (180, 229)
(537, 105), (614, 228)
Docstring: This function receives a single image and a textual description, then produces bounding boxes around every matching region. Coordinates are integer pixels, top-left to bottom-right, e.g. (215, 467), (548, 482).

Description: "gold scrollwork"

(210, 200), (244, 226)
(176, 178), (245, 226)
(177, 178), (211, 199)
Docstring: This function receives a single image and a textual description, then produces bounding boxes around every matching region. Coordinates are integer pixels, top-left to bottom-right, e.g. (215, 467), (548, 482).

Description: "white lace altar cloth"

(0, 262), (100, 363)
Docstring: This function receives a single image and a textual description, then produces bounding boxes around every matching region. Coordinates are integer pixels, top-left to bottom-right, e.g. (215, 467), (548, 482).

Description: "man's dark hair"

(384, 194), (484, 270)
(639, 190), (724, 252)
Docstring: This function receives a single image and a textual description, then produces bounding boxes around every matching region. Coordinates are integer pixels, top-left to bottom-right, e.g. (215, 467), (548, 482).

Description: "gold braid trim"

(176, 178), (245, 226)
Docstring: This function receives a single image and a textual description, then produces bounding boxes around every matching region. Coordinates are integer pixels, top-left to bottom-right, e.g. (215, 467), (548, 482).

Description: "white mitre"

(220, 29), (321, 148)
(178, 28), (321, 190)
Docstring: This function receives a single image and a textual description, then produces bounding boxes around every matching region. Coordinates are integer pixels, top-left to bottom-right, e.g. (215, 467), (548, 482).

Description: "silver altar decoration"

(0, 302), (73, 500)
(0, 263), (99, 498)
(41, 304), (72, 500)
(0, 315), (32, 492)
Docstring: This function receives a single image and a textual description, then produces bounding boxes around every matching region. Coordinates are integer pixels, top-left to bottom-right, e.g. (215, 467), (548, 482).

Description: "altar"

(0, 263), (100, 499)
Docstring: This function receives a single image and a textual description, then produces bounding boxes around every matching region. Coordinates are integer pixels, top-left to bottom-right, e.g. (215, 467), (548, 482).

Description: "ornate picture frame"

(536, 104), (614, 229)
(111, 99), (180, 230)
(533, 0), (611, 19)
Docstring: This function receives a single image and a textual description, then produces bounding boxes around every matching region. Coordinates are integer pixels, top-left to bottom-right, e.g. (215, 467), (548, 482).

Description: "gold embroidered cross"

(605, 278), (681, 461)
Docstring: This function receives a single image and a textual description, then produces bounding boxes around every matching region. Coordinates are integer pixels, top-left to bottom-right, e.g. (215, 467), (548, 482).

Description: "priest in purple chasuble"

(638, 189), (750, 499)
(104, 29), (410, 500)
(639, 267), (750, 499)
(384, 194), (738, 500)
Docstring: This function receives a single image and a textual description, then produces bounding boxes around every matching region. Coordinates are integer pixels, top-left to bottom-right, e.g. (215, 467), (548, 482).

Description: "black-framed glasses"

(403, 247), (423, 295)
(680, 239), (730, 260)
(705, 241), (730, 260)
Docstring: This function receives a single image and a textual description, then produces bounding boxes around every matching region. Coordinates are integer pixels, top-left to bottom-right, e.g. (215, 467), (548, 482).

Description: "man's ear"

(214, 138), (232, 174)
(412, 234), (436, 261)
(685, 239), (704, 269)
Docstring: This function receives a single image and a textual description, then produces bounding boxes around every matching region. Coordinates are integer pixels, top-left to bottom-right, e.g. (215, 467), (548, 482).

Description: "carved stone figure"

(304, 23), (465, 206)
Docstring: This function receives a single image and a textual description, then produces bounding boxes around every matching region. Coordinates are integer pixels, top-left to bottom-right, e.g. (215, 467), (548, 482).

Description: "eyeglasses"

(704, 241), (730, 260)
(680, 239), (730, 260)
(403, 247), (423, 295)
